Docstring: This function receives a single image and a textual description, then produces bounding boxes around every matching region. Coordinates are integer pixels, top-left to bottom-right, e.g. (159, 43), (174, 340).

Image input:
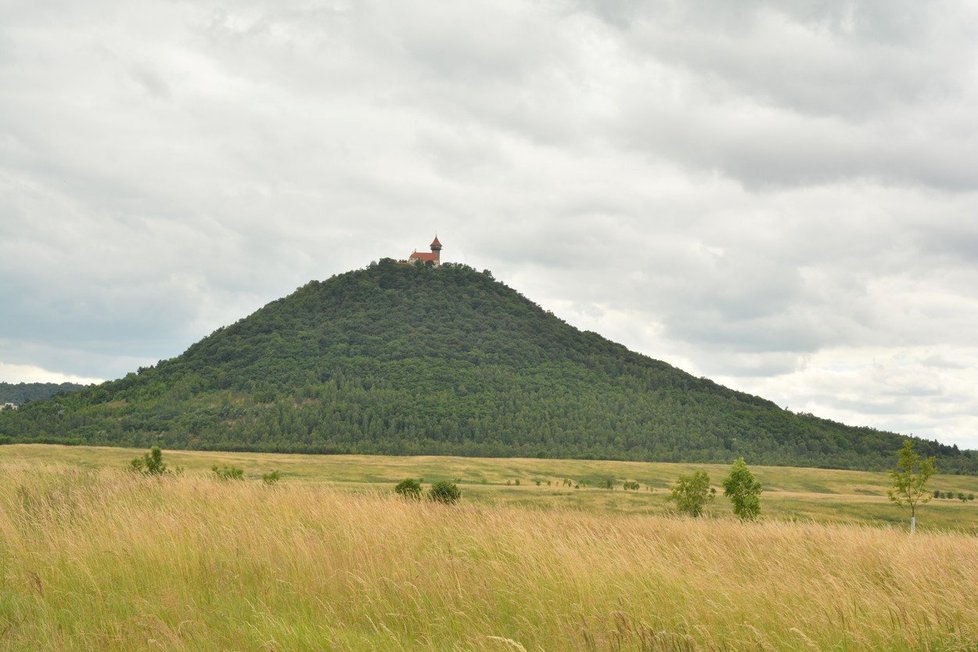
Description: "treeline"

(1, 260), (973, 473)
(0, 382), (87, 405)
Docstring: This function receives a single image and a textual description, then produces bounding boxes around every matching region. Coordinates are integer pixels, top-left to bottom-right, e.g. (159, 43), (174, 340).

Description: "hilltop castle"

(408, 236), (442, 266)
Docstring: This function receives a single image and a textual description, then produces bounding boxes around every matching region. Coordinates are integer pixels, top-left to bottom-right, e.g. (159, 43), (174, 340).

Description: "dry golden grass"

(5, 444), (978, 532)
(2, 460), (978, 651)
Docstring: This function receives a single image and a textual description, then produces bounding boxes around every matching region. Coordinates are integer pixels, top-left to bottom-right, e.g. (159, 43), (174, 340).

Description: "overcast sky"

(2, 0), (977, 447)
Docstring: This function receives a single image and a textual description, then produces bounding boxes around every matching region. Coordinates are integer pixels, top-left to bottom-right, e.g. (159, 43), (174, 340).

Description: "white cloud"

(0, 362), (101, 386)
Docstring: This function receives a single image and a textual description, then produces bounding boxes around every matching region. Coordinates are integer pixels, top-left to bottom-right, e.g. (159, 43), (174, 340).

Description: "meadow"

(2, 444), (978, 650)
(3, 444), (978, 532)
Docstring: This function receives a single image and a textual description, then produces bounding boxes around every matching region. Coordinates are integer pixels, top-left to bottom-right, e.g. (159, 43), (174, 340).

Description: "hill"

(0, 381), (87, 405)
(0, 259), (973, 471)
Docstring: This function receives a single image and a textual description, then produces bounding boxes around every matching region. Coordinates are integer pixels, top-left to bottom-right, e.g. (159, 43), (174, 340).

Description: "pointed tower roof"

(431, 235), (442, 248)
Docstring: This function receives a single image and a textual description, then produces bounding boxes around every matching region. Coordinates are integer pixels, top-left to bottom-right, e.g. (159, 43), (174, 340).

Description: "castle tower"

(430, 235), (442, 264)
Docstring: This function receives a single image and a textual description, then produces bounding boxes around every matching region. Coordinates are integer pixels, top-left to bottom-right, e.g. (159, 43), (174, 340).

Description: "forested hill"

(0, 382), (87, 405)
(1, 259), (973, 472)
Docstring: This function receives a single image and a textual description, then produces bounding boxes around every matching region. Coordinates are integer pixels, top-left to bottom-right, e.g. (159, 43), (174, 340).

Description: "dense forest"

(0, 382), (87, 406)
(1, 260), (973, 472)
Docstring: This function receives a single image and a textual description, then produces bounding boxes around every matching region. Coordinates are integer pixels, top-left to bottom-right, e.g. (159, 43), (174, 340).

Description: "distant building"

(1, 402), (18, 411)
(408, 236), (443, 266)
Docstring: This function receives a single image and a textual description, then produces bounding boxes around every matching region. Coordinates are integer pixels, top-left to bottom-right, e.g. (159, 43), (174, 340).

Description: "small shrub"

(129, 447), (168, 476)
(969, 493), (975, 501)
(934, 490), (942, 499)
(514, 479), (520, 486)
(959, 492), (967, 502)
(428, 481), (461, 504)
(394, 478), (423, 500)
(535, 479), (542, 486)
(212, 464), (244, 481)
(262, 471), (281, 485)
(623, 481), (640, 491)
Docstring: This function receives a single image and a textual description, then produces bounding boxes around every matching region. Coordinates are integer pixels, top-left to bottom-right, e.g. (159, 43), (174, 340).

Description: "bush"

(262, 470), (281, 485)
(129, 446), (168, 476)
(623, 481), (640, 491)
(212, 464), (244, 480)
(428, 481), (461, 504)
(394, 478), (423, 500)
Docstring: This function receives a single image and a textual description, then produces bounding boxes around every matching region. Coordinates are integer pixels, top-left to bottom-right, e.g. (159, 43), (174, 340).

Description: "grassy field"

(2, 444), (978, 532)
(2, 453), (978, 650)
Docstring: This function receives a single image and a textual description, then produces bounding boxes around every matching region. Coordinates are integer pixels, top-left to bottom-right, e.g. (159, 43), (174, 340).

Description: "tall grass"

(2, 462), (977, 650)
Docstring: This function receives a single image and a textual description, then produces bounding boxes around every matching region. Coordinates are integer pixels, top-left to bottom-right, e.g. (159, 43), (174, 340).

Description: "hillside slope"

(1, 260), (972, 471)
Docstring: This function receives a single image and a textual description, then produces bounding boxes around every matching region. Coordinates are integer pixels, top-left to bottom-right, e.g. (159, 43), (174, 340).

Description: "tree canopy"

(670, 471), (715, 517)
(722, 458), (762, 520)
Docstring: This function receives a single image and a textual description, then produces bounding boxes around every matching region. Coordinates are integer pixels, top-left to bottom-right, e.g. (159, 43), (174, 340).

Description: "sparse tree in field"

(669, 471), (714, 517)
(129, 446), (168, 475)
(394, 478), (423, 500)
(722, 457), (762, 521)
(888, 440), (936, 534)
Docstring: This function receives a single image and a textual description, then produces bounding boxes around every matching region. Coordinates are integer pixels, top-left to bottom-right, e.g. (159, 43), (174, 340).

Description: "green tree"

(669, 471), (714, 517)
(888, 440), (936, 533)
(129, 446), (168, 475)
(722, 457), (762, 521)
(394, 478), (423, 500)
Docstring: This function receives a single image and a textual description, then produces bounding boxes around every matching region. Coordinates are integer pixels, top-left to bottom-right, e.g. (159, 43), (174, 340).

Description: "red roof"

(431, 236), (441, 247)
(409, 251), (439, 261)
